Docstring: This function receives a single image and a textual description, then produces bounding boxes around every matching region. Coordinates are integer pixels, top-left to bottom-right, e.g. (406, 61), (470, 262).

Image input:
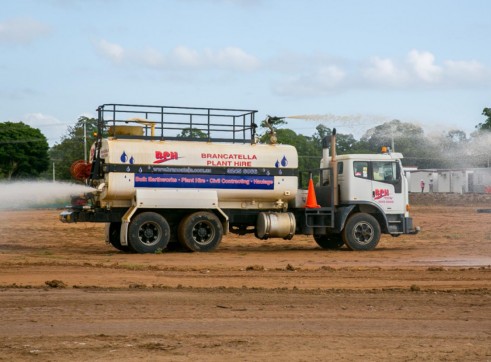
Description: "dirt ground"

(0, 205), (490, 361)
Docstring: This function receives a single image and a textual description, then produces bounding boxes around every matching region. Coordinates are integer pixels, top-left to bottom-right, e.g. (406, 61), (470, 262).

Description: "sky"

(1, 0), (490, 146)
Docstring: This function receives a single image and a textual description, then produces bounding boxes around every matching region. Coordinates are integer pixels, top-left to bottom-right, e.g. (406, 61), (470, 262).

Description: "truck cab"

(308, 145), (418, 251)
(337, 153), (407, 216)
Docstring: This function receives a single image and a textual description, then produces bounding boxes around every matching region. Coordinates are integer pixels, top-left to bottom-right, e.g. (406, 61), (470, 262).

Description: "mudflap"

(404, 217), (420, 234)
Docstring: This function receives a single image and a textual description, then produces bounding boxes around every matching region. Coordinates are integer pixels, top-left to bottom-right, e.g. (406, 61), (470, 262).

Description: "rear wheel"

(128, 212), (170, 253)
(342, 213), (381, 251)
(313, 233), (344, 249)
(108, 222), (132, 252)
(178, 211), (223, 252)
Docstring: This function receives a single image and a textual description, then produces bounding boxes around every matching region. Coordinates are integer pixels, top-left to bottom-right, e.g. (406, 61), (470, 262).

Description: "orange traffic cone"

(305, 178), (320, 208)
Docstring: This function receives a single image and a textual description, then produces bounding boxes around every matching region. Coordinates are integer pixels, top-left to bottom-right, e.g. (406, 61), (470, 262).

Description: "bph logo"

(153, 151), (178, 164)
(374, 188), (390, 200)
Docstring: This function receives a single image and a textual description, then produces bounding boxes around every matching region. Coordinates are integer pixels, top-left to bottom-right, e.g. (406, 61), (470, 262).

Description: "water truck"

(60, 104), (419, 253)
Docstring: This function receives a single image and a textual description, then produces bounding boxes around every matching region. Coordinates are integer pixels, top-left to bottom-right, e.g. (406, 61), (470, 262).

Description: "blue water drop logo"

(275, 160), (279, 168)
(120, 151), (128, 163)
(129, 156), (135, 164)
(281, 155), (288, 167)
(139, 167), (143, 173)
(279, 169), (283, 175)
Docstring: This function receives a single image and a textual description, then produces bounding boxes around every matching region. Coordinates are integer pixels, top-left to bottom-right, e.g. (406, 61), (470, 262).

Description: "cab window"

(353, 161), (369, 179)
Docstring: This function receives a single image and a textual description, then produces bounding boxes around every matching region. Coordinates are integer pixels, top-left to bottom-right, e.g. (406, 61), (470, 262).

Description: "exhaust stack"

(330, 128), (338, 206)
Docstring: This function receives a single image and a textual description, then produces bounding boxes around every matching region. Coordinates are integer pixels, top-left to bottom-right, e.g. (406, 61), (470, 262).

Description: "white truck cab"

(337, 153), (408, 216)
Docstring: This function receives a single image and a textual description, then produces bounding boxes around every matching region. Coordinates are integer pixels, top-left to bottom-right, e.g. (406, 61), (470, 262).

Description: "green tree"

(476, 107), (491, 131)
(445, 129), (468, 144)
(259, 120), (319, 174)
(176, 127), (208, 139)
(260, 116), (287, 129)
(50, 116), (98, 180)
(311, 124), (365, 155)
(0, 122), (49, 180)
(259, 121), (366, 177)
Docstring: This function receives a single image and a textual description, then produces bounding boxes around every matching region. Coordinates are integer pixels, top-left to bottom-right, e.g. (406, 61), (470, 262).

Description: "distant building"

(405, 168), (491, 194)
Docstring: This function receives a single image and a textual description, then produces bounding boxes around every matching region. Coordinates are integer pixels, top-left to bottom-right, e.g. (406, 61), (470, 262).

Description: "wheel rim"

(352, 221), (374, 245)
(138, 221), (161, 246)
(192, 221), (215, 245)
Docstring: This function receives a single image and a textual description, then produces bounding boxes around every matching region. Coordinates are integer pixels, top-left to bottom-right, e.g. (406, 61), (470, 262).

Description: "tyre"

(313, 233), (344, 249)
(178, 211), (223, 252)
(108, 222), (132, 252)
(128, 212), (170, 253)
(342, 213), (381, 251)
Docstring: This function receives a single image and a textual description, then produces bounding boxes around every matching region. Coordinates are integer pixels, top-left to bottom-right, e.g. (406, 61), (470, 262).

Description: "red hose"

(70, 160), (91, 180)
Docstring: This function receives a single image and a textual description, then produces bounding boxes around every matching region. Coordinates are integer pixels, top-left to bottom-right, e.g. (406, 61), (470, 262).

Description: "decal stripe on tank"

(104, 164), (297, 177)
(134, 173), (275, 190)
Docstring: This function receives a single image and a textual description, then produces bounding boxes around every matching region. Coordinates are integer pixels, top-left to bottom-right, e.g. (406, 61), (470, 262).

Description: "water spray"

(0, 181), (95, 210)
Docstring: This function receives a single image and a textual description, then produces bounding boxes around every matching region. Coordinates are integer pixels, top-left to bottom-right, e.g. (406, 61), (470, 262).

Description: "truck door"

(371, 161), (404, 214)
(350, 161), (373, 202)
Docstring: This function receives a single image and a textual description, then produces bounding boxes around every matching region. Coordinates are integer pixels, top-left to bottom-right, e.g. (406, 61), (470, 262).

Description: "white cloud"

(204, 46), (260, 71)
(92, 41), (491, 95)
(23, 113), (68, 146)
(361, 50), (490, 89)
(274, 50), (491, 96)
(274, 65), (346, 96)
(172, 46), (200, 67)
(94, 39), (125, 63)
(407, 50), (442, 83)
(362, 56), (409, 86)
(444, 59), (490, 85)
(0, 17), (51, 45)
(94, 39), (260, 72)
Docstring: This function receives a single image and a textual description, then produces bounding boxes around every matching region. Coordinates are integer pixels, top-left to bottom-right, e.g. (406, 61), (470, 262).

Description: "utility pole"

(83, 119), (87, 163)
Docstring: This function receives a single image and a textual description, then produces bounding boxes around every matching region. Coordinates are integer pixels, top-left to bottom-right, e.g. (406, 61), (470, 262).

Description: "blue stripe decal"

(134, 173), (274, 190)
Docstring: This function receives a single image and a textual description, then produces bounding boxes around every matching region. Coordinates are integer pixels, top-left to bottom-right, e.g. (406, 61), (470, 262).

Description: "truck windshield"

(372, 162), (399, 182)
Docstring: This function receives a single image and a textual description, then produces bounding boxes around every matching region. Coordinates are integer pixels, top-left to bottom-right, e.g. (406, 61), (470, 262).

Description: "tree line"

(1, 108), (490, 181)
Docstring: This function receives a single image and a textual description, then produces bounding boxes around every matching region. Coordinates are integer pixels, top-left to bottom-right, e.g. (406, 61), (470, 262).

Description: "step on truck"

(60, 104), (419, 253)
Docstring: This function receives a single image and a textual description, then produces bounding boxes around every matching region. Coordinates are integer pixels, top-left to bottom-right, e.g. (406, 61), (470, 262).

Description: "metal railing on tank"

(96, 104), (258, 144)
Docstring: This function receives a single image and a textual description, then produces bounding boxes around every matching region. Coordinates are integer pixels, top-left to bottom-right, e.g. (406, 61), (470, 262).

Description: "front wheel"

(178, 211), (223, 252)
(342, 213), (381, 251)
(128, 212), (170, 253)
(313, 234), (344, 249)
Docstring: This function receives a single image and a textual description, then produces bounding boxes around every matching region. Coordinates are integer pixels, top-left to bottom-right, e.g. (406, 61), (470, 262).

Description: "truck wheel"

(128, 212), (170, 253)
(313, 234), (344, 249)
(342, 213), (381, 251)
(108, 222), (132, 252)
(178, 211), (223, 252)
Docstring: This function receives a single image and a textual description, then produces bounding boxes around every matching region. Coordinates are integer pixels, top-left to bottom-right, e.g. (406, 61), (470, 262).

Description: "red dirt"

(0, 205), (490, 361)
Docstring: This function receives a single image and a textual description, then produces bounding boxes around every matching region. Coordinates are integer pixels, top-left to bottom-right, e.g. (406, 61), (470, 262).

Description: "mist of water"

(440, 131), (491, 168)
(284, 114), (394, 138)
(286, 113), (390, 126)
(287, 114), (491, 168)
(0, 181), (95, 210)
